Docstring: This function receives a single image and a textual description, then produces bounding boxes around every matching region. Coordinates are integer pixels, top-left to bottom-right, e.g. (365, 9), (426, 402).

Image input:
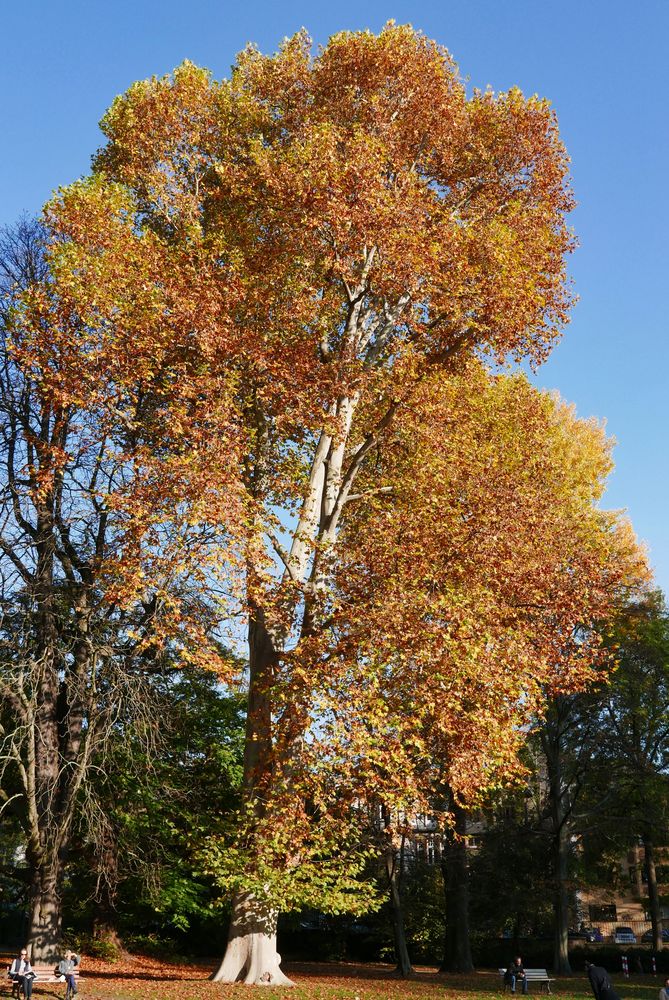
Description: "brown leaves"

(30, 953), (528, 999)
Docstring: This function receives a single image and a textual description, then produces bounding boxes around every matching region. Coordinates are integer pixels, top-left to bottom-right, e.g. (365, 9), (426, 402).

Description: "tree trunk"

(214, 609), (294, 986)
(212, 893), (293, 986)
(552, 821), (571, 975)
(28, 864), (62, 962)
(92, 825), (123, 953)
(643, 830), (663, 951)
(440, 801), (474, 973)
(540, 701), (573, 976)
(382, 806), (412, 977)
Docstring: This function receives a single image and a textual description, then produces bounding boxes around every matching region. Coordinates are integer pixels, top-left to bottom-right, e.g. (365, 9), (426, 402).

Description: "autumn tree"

(36, 24), (647, 985)
(0, 218), (242, 960)
(328, 364), (645, 974)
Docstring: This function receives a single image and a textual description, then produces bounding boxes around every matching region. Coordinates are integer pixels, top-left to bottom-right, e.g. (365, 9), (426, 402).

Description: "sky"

(2, 0), (668, 592)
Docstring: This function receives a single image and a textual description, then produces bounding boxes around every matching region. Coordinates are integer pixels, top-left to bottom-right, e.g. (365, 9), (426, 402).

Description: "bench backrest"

(499, 968), (552, 978)
(11, 964), (81, 983)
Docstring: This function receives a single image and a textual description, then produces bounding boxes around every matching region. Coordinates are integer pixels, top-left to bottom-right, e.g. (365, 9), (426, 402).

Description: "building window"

(590, 905), (617, 922)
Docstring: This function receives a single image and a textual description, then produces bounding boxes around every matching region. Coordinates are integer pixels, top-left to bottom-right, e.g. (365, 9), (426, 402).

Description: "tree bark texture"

(215, 612), (293, 986)
(382, 805), (412, 977)
(440, 801), (474, 973)
(28, 862), (63, 962)
(212, 893), (293, 986)
(643, 831), (663, 951)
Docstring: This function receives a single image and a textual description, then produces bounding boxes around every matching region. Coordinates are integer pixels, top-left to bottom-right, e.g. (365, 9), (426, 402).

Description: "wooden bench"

(499, 968), (555, 994)
(7, 963), (81, 997)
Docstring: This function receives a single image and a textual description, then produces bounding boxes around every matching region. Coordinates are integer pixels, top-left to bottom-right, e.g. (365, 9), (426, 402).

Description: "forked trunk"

(212, 893), (294, 986)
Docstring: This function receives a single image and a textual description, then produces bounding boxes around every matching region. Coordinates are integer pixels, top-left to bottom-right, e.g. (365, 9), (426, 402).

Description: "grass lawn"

(0, 954), (659, 1000)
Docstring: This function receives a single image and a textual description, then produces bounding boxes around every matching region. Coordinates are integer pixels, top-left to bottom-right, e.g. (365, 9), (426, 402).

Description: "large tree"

(328, 364), (645, 974)
(36, 25), (645, 984)
(0, 219), (241, 959)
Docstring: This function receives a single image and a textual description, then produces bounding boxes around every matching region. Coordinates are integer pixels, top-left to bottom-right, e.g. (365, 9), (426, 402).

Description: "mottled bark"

(28, 860), (63, 962)
(213, 895), (293, 985)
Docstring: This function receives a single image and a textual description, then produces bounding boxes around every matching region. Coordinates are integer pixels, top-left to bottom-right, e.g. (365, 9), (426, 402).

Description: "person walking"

(586, 961), (622, 1000)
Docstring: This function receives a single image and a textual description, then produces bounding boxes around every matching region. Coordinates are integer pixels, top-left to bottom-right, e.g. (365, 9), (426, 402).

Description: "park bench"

(499, 967), (555, 994)
(7, 963), (81, 998)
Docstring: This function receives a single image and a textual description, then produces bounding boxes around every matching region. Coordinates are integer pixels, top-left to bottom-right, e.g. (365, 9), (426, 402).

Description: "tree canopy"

(0, 23), (649, 984)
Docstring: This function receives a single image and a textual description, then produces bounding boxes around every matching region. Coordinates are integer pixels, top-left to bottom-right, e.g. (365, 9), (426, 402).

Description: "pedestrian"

(658, 976), (669, 1000)
(586, 961), (622, 1000)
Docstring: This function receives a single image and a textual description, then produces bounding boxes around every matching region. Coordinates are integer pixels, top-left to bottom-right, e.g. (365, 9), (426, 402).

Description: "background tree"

(584, 593), (669, 951)
(64, 666), (245, 954)
(0, 218), (242, 960)
(535, 694), (603, 975)
(469, 792), (554, 948)
(332, 363), (645, 974)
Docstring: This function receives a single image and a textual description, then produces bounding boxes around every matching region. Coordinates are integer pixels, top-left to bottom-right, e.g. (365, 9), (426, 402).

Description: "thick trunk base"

(213, 895), (293, 986)
(212, 931), (293, 985)
(29, 879), (62, 963)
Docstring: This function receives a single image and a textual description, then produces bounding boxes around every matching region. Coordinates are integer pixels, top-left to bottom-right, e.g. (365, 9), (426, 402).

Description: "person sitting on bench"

(505, 956), (529, 995)
(56, 950), (80, 995)
(8, 948), (36, 999)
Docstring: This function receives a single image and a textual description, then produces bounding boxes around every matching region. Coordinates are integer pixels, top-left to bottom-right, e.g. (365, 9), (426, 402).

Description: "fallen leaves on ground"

(0, 953), (660, 1000)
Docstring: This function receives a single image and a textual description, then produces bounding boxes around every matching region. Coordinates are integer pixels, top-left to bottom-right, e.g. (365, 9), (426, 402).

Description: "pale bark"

(212, 894), (294, 986)
(217, 254), (413, 979)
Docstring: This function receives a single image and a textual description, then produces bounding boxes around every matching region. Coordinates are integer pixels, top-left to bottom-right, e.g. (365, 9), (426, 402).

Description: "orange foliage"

(29, 24), (648, 934)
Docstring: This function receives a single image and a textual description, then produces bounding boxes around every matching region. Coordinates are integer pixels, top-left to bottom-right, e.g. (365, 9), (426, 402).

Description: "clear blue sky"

(2, 0), (667, 593)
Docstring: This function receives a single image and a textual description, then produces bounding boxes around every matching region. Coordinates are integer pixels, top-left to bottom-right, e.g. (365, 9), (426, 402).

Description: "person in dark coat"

(586, 962), (622, 1000)
(505, 957), (528, 995)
